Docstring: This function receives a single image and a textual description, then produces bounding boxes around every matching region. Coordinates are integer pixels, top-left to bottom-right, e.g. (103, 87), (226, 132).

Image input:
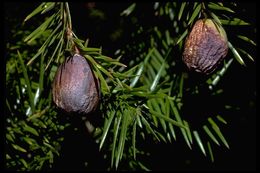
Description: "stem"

(64, 2), (80, 54)
(64, 2), (73, 48)
(201, 2), (208, 18)
(65, 2), (72, 30)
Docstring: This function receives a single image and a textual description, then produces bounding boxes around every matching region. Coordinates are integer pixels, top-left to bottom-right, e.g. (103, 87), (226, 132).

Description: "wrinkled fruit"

(182, 19), (228, 74)
(52, 54), (100, 115)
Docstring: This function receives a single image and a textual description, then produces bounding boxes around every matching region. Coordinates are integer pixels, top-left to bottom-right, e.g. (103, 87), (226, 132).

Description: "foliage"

(5, 2), (255, 171)
(6, 20), (67, 170)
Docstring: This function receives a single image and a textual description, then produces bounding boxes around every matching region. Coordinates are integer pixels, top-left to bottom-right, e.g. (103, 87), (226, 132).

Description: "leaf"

(209, 58), (233, 89)
(95, 55), (127, 67)
(237, 35), (256, 46)
(26, 46), (44, 66)
(140, 115), (160, 141)
(154, 2), (159, 10)
(115, 78), (132, 91)
(73, 38), (101, 53)
(137, 162), (151, 171)
(20, 158), (28, 168)
(136, 114), (143, 129)
(12, 127), (24, 135)
(27, 106), (49, 121)
(6, 99), (12, 113)
(150, 61), (165, 91)
(228, 42), (245, 66)
(84, 55), (111, 92)
(82, 47), (101, 53)
(193, 131), (206, 156)
(34, 119), (47, 129)
(212, 125), (229, 149)
(45, 29), (64, 70)
(130, 63), (144, 87)
(210, 11), (222, 26)
(165, 30), (171, 45)
(146, 63), (156, 83)
(24, 14), (56, 43)
(43, 142), (59, 155)
(115, 109), (129, 169)
(24, 3), (46, 22)
(176, 29), (188, 45)
(178, 2), (186, 20)
(236, 48), (255, 62)
(188, 3), (201, 25)
(121, 3), (136, 16)
(155, 131), (167, 143)
(220, 18), (249, 25)
(17, 51), (35, 114)
(208, 117), (218, 127)
(208, 118), (229, 148)
(6, 134), (15, 143)
(6, 154), (11, 160)
(27, 22), (62, 66)
(150, 99), (166, 132)
(99, 110), (116, 150)
(22, 136), (37, 146)
(41, 2), (56, 14)
(85, 55), (113, 78)
(217, 2), (223, 6)
(207, 142), (214, 162)
(93, 66), (110, 93)
(38, 54), (44, 96)
(169, 100), (191, 149)
(169, 115), (176, 140)
(203, 125), (220, 145)
(178, 73), (184, 98)
(183, 120), (192, 144)
(55, 33), (65, 64)
(132, 120), (137, 160)
(23, 124), (39, 136)
(12, 144), (27, 153)
(149, 110), (186, 129)
(47, 151), (54, 163)
(216, 115), (227, 124)
(208, 2), (234, 13)
(147, 101), (158, 127)
(111, 114), (122, 168)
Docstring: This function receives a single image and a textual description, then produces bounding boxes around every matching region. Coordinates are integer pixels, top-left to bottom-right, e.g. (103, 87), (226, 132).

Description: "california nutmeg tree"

(5, 2), (256, 171)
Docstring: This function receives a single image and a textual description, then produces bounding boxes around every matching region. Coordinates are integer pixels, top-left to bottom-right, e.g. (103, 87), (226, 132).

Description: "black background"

(4, 2), (256, 171)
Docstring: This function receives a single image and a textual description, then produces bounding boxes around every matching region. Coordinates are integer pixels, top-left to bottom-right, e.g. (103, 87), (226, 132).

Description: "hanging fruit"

(52, 54), (100, 115)
(182, 19), (228, 74)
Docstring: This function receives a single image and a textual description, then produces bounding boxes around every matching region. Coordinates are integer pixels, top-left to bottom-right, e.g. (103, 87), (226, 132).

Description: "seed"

(182, 19), (228, 74)
(52, 54), (100, 115)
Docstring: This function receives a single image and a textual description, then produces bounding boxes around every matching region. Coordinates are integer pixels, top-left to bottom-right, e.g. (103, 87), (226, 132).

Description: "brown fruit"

(52, 54), (100, 115)
(182, 19), (228, 74)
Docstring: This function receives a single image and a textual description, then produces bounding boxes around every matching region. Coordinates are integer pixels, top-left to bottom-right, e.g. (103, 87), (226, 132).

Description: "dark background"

(4, 2), (256, 171)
